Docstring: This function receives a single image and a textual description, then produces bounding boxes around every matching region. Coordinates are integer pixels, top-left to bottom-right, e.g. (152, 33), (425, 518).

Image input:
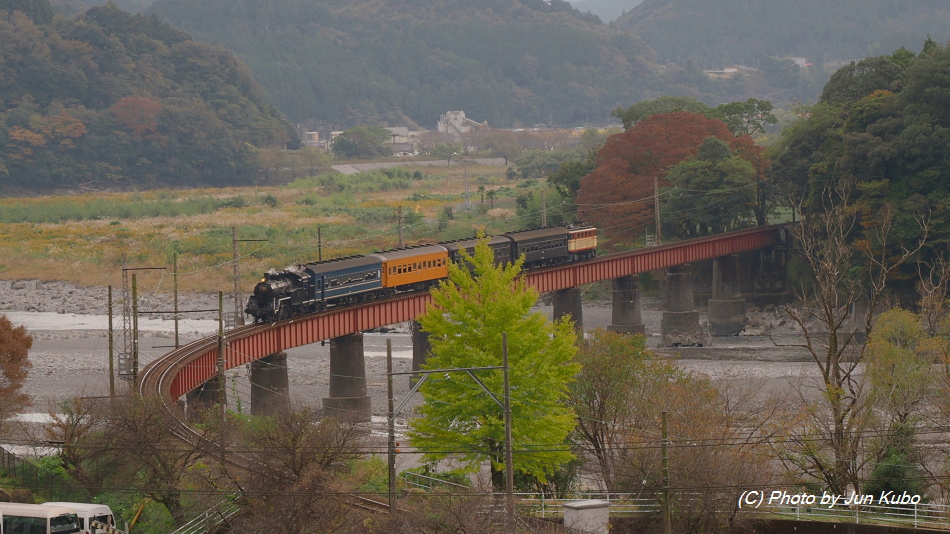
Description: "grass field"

(0, 164), (548, 296)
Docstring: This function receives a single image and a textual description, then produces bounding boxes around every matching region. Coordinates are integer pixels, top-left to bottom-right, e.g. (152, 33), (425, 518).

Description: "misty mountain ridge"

(568, 0), (643, 23)
(146, 0), (676, 128)
(619, 0), (950, 67)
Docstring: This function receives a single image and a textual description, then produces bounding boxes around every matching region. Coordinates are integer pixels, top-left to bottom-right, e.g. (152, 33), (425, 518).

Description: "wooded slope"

(0, 0), (296, 191)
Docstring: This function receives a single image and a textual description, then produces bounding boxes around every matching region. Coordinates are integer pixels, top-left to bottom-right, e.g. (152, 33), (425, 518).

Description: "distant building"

(787, 57), (810, 68)
(703, 66), (740, 79)
(437, 111), (487, 138)
(384, 126), (414, 155)
(303, 131), (320, 146)
(824, 58), (857, 70)
(302, 131), (330, 150)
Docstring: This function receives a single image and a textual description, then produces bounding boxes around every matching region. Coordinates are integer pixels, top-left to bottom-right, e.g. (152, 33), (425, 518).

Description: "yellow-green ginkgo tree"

(408, 238), (579, 490)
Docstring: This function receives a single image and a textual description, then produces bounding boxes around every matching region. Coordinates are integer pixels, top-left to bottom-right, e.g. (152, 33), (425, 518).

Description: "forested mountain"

(568, 0), (642, 23)
(617, 0), (950, 68)
(145, 0), (675, 128)
(49, 0), (151, 17)
(769, 39), (950, 257)
(0, 0), (296, 191)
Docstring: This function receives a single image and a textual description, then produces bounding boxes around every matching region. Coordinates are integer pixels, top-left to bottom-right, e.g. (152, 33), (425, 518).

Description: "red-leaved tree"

(0, 314), (33, 429)
(576, 112), (764, 247)
(111, 97), (162, 142)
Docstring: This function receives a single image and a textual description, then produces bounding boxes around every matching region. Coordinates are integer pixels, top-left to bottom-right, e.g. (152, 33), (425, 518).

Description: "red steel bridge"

(139, 224), (789, 403)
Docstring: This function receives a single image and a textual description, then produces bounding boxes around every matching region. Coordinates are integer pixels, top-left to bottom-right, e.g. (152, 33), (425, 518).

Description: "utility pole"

(217, 291), (227, 420)
(108, 286), (114, 399)
(662, 410), (672, 534)
(503, 333), (514, 526)
(654, 176), (662, 246)
(541, 190), (547, 228)
(120, 254), (131, 379)
(387, 339), (396, 512)
(131, 274), (139, 385)
(119, 265), (165, 380)
(231, 227), (243, 326)
(397, 207), (405, 248)
(230, 231), (267, 327)
(462, 156), (471, 210)
(173, 254), (179, 349)
(387, 362), (509, 518)
(318, 227), (323, 262)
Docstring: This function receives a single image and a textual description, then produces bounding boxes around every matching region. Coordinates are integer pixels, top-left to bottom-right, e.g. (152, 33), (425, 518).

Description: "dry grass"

(0, 164), (530, 293)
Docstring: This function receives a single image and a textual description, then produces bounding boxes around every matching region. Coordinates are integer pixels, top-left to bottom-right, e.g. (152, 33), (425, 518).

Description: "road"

(332, 158), (507, 175)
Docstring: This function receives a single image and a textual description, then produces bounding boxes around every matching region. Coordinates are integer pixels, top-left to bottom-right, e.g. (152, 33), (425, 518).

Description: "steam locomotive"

(245, 225), (598, 323)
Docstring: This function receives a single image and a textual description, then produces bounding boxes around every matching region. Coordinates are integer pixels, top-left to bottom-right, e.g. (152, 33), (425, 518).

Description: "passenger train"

(245, 224), (598, 323)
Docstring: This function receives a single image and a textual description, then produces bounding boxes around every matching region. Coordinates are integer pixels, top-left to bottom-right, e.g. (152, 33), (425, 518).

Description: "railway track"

(136, 300), (419, 516)
(136, 224), (790, 524)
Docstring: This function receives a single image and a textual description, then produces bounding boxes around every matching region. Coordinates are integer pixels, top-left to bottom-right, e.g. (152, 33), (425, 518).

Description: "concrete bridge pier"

(607, 275), (645, 336)
(185, 377), (222, 420)
(553, 287), (584, 340)
(661, 264), (709, 347)
(411, 320), (431, 382)
(708, 255), (747, 336)
(250, 352), (290, 416)
(322, 333), (372, 422)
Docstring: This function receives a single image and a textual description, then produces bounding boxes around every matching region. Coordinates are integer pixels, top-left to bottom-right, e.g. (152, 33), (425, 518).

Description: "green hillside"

(617, 0), (950, 67)
(146, 0), (670, 128)
(0, 0), (296, 191)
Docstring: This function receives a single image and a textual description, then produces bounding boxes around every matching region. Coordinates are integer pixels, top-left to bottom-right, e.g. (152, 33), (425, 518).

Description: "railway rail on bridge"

(140, 224), (790, 419)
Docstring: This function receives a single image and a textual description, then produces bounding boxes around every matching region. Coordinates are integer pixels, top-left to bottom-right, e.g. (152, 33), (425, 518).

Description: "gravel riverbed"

(0, 279), (819, 419)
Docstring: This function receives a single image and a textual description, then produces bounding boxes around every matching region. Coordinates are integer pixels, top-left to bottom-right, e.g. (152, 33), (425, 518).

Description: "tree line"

(0, 0), (297, 192)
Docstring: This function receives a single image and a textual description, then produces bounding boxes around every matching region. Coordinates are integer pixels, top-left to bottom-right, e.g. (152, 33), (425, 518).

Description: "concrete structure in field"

(563, 500), (609, 534)
(607, 275), (645, 336)
(661, 264), (710, 347)
(185, 377), (221, 419)
(411, 320), (431, 381)
(250, 352), (289, 416)
(322, 334), (372, 422)
(707, 254), (746, 336)
(553, 287), (584, 339)
(437, 111), (486, 138)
